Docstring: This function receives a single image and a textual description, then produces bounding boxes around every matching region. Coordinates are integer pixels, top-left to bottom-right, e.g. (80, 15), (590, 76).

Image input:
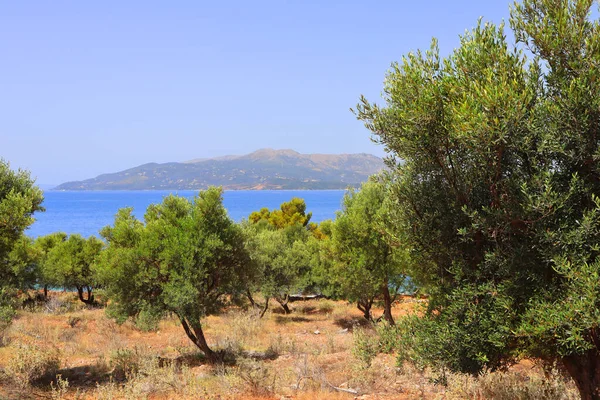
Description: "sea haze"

(27, 190), (346, 238)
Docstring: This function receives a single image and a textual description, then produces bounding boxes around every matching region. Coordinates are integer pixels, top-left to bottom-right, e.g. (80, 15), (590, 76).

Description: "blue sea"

(27, 190), (346, 238)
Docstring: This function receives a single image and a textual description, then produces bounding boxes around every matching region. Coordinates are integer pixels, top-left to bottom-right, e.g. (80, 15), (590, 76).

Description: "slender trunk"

(246, 289), (258, 308)
(563, 350), (600, 400)
(357, 297), (374, 321)
(178, 315), (219, 363)
(276, 294), (291, 314)
(381, 283), (395, 326)
(259, 297), (270, 319)
(43, 285), (48, 299)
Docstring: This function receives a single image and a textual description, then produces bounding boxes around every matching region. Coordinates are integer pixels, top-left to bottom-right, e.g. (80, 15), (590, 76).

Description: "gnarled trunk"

(563, 350), (600, 400)
(381, 283), (395, 326)
(276, 294), (291, 314)
(247, 290), (270, 318)
(76, 286), (95, 305)
(357, 296), (374, 321)
(178, 315), (219, 363)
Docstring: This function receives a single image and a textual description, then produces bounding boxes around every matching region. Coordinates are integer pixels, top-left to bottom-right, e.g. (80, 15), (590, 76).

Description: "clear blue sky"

(1, 1), (512, 184)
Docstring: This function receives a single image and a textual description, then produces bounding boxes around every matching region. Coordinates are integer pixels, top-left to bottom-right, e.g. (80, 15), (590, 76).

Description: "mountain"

(54, 149), (385, 190)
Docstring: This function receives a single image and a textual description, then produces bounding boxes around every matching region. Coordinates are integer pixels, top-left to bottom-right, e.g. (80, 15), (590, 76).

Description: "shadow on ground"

(334, 316), (372, 331)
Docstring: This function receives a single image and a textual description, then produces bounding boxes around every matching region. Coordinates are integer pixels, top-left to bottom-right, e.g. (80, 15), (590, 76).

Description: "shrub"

(4, 342), (60, 388)
(50, 374), (69, 400)
(109, 347), (144, 381)
(352, 328), (378, 369)
(445, 368), (578, 400)
(233, 357), (277, 395)
(122, 356), (188, 397)
(375, 322), (401, 354)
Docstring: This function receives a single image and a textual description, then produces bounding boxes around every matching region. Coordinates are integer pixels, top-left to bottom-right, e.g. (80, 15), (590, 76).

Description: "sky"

(1, 1), (513, 185)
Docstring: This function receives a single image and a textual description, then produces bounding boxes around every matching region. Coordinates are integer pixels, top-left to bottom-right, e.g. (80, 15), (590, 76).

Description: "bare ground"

(0, 292), (579, 399)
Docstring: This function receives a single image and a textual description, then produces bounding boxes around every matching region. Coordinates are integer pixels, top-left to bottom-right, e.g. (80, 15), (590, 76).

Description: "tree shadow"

(333, 316), (372, 331)
(33, 363), (112, 389)
(274, 315), (311, 324)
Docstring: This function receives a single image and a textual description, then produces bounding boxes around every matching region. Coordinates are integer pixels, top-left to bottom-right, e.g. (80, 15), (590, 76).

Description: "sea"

(27, 190), (346, 238)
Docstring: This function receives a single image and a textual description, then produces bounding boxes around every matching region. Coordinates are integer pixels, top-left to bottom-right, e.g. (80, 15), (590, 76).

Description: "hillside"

(54, 149), (385, 190)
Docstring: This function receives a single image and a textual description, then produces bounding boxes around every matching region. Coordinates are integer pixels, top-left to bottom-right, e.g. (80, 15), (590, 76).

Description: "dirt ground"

(0, 292), (579, 399)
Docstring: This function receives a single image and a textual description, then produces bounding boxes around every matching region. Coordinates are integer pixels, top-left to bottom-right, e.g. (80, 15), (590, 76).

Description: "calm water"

(27, 190), (345, 238)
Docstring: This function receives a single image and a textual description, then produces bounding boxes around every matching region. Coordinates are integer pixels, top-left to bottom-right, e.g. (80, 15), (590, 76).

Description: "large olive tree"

(356, 0), (600, 398)
(97, 187), (252, 362)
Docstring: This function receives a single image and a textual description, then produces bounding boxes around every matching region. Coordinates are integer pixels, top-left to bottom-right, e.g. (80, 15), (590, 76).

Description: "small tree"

(328, 177), (411, 324)
(244, 221), (313, 314)
(356, 0), (600, 397)
(33, 232), (67, 298)
(97, 188), (252, 362)
(43, 234), (103, 305)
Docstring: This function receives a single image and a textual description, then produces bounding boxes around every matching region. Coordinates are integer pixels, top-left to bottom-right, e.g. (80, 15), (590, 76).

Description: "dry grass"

(0, 291), (579, 399)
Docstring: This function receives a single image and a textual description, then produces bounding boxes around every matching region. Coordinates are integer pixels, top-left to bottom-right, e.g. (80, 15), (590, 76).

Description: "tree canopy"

(249, 197), (312, 229)
(355, 0), (600, 397)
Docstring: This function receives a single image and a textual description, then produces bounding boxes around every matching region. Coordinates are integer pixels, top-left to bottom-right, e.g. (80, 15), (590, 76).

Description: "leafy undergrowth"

(0, 292), (578, 399)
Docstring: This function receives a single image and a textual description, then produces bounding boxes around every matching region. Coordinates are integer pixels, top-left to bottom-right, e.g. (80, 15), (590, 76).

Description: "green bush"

(109, 347), (144, 381)
(375, 322), (401, 354)
(351, 328), (378, 369)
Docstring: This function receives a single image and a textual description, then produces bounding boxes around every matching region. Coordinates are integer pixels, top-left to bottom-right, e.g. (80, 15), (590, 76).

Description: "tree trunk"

(178, 315), (219, 363)
(563, 350), (600, 400)
(76, 286), (95, 305)
(276, 294), (291, 314)
(246, 289), (257, 308)
(381, 283), (395, 326)
(259, 297), (270, 319)
(357, 297), (374, 321)
(43, 284), (48, 299)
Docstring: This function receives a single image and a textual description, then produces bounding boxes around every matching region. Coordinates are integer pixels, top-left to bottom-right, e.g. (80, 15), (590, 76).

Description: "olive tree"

(328, 177), (412, 324)
(0, 160), (44, 323)
(355, 0), (600, 397)
(97, 188), (252, 362)
(43, 234), (103, 304)
(243, 220), (311, 315)
(33, 232), (67, 298)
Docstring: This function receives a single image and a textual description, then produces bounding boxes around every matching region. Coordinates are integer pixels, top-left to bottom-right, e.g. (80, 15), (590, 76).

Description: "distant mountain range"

(54, 149), (385, 190)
